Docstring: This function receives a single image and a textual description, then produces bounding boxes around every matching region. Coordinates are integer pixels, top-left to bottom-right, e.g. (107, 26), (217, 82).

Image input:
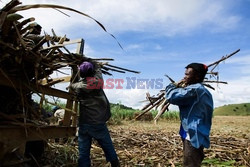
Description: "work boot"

(110, 159), (120, 167)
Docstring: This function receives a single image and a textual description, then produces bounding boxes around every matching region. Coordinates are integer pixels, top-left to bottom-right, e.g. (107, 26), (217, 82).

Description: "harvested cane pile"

(135, 49), (240, 123)
(111, 129), (250, 166)
(39, 125), (249, 166)
(0, 0), (139, 124)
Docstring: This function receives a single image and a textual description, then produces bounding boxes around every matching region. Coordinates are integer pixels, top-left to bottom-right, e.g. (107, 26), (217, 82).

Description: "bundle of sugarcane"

(0, 0), (139, 121)
(0, 0), (139, 84)
(135, 49), (240, 123)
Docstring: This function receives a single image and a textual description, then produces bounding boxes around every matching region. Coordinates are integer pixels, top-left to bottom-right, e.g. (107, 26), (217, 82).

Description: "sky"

(1, 0), (250, 109)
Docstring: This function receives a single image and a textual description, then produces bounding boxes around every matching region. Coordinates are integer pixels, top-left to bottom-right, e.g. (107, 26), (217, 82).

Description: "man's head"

(79, 61), (94, 78)
(183, 63), (208, 85)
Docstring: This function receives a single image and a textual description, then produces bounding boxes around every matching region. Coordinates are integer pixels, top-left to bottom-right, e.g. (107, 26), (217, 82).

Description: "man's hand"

(175, 79), (187, 87)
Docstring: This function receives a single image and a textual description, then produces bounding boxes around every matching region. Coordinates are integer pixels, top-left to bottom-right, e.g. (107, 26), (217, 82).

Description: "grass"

(41, 102), (180, 124)
(110, 103), (179, 124)
(214, 103), (250, 116)
(110, 106), (135, 124)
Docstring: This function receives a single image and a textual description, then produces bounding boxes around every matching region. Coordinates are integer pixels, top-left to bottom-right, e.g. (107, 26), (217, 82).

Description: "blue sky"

(1, 0), (250, 109)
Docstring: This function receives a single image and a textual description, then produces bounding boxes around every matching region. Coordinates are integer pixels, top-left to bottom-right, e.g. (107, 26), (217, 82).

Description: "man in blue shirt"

(165, 63), (213, 167)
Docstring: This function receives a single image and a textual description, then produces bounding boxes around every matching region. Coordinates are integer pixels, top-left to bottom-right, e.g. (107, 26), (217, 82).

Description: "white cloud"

(126, 44), (142, 50)
(80, 0), (239, 35)
(102, 75), (170, 109)
(226, 54), (250, 70)
(104, 77), (250, 110)
(154, 44), (163, 51)
(224, 52), (250, 64)
(105, 89), (146, 109)
(104, 71), (250, 109)
(1, 0), (247, 110)
(1, 0), (240, 36)
(211, 76), (250, 107)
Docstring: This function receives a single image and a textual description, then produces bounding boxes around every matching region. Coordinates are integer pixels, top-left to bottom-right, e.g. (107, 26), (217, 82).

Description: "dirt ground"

(42, 116), (249, 167)
(104, 116), (250, 167)
(210, 116), (250, 138)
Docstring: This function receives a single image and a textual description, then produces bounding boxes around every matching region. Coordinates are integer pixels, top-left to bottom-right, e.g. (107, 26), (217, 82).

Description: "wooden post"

(63, 39), (84, 126)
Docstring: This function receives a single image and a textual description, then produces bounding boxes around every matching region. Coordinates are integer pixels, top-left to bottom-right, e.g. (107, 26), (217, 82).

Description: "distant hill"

(214, 103), (250, 116)
(110, 103), (135, 110)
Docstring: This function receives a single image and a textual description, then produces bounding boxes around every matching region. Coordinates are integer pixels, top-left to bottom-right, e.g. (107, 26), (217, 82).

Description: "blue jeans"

(78, 123), (118, 167)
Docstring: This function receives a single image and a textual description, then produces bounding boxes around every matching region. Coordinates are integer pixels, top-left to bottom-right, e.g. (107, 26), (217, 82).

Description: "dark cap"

(79, 61), (94, 78)
(186, 63), (208, 80)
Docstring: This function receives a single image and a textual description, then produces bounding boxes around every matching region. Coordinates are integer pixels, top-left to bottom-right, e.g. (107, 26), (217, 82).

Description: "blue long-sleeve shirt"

(165, 83), (213, 148)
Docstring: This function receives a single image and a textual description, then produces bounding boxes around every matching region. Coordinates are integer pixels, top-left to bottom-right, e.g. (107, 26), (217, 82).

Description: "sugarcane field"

(0, 0), (250, 167)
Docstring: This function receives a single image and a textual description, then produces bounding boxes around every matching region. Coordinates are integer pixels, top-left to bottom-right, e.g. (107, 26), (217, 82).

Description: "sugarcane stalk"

(1, 0), (21, 12)
(202, 83), (215, 90)
(20, 22), (36, 34)
(40, 44), (64, 51)
(0, 11), (8, 30)
(164, 74), (175, 84)
(32, 35), (49, 51)
(104, 64), (140, 74)
(101, 70), (112, 76)
(155, 97), (166, 110)
(92, 58), (114, 61)
(13, 23), (27, 47)
(204, 80), (227, 84)
(154, 102), (170, 124)
(135, 96), (164, 120)
(16, 17), (35, 30)
(207, 49), (240, 68)
(141, 92), (164, 111)
(146, 92), (154, 106)
(206, 72), (218, 75)
(44, 36), (66, 58)
(102, 66), (126, 73)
